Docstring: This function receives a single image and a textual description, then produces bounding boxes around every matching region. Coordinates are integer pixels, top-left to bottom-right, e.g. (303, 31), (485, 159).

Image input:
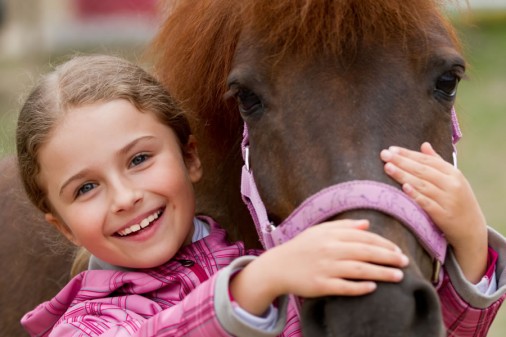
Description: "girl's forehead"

(44, 101), (173, 158)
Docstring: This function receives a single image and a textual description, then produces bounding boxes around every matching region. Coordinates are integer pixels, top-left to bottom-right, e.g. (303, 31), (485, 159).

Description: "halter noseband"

(241, 107), (462, 285)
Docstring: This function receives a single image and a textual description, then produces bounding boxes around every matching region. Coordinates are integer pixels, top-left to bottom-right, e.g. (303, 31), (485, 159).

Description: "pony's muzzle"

(301, 270), (445, 337)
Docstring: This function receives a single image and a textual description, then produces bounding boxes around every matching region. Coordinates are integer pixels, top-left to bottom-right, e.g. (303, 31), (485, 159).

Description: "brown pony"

(0, 157), (75, 337)
(150, 0), (464, 336)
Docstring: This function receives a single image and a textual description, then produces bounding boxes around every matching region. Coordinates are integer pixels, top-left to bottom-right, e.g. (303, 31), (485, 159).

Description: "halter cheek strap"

(241, 106), (461, 284)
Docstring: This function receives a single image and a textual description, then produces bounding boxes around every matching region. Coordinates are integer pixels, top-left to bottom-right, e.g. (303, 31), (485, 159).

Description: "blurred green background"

(0, 2), (505, 336)
(452, 12), (506, 336)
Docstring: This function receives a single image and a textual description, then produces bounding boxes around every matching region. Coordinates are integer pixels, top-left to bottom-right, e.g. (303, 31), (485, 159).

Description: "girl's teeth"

(118, 210), (161, 236)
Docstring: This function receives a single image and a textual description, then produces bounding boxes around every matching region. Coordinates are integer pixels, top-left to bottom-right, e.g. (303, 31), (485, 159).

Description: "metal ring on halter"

(244, 146), (250, 172)
(432, 259), (442, 285)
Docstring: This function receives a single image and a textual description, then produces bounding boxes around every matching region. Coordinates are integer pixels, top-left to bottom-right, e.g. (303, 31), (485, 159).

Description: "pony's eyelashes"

(226, 84), (264, 118)
(428, 54), (465, 103)
(434, 71), (460, 99)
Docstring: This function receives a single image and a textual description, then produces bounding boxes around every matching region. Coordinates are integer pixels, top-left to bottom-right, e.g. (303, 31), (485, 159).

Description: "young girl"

(18, 54), (408, 337)
(17, 55), (505, 337)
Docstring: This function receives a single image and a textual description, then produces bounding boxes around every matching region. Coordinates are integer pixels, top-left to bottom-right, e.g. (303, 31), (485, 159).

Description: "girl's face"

(38, 99), (202, 268)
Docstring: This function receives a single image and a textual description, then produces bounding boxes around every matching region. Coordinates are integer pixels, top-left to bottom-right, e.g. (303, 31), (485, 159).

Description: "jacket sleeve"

(214, 255), (294, 337)
(439, 227), (506, 337)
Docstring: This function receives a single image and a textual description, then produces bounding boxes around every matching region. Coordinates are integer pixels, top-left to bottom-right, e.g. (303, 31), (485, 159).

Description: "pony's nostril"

(301, 297), (327, 336)
(303, 278), (445, 337)
(412, 283), (444, 334)
(414, 288), (430, 316)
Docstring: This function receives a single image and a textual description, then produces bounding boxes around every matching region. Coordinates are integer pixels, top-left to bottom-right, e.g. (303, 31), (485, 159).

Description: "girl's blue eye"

(130, 153), (150, 167)
(77, 182), (96, 197)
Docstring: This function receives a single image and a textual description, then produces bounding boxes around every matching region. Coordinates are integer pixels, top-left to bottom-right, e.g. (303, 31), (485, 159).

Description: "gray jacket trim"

(444, 227), (506, 309)
(214, 256), (288, 337)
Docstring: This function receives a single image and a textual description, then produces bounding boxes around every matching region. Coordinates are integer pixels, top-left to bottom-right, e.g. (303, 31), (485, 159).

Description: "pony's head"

(152, 1), (464, 335)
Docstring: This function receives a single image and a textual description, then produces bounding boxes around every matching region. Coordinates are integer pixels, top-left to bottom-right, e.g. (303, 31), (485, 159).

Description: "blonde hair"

(16, 54), (191, 214)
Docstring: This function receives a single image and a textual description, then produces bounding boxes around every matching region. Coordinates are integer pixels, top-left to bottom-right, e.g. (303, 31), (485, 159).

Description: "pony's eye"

(435, 72), (460, 98)
(235, 87), (263, 116)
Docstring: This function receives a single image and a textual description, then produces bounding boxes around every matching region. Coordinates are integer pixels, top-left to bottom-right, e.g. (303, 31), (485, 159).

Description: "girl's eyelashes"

(75, 182), (97, 198)
(129, 153), (151, 168)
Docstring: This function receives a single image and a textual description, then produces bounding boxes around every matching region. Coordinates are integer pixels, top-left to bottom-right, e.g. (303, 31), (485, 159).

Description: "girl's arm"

(380, 142), (488, 283)
(230, 219), (409, 316)
(381, 142), (506, 336)
(438, 230), (506, 337)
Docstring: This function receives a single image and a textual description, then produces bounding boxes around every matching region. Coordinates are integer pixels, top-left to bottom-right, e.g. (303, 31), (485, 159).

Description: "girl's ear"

(44, 213), (81, 246)
(183, 135), (203, 183)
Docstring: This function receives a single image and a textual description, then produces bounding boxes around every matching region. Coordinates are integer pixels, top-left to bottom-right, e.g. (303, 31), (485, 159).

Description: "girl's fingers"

(420, 142), (441, 157)
(381, 145), (452, 176)
(318, 223), (402, 253)
(331, 241), (409, 267)
(381, 149), (445, 184)
(314, 279), (378, 297)
(401, 183), (445, 218)
(329, 260), (404, 283)
(383, 161), (447, 217)
(309, 267), (402, 298)
(381, 145), (460, 205)
(383, 160), (442, 203)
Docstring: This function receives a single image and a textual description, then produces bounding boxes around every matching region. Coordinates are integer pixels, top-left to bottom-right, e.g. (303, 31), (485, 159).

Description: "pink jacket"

(21, 217), (506, 337)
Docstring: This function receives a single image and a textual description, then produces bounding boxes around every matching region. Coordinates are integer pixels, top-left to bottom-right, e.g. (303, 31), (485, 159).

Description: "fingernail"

(367, 282), (377, 291)
(388, 146), (400, 154)
(401, 255), (409, 266)
(380, 149), (392, 160)
(384, 162), (395, 174)
(393, 270), (404, 281)
(353, 220), (369, 229)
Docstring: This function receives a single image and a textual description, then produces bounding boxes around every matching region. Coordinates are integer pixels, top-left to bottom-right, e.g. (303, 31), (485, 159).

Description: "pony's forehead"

(239, 0), (459, 55)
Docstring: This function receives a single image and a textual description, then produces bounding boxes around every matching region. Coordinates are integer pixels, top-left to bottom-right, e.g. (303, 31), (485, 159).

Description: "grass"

(0, 10), (505, 336)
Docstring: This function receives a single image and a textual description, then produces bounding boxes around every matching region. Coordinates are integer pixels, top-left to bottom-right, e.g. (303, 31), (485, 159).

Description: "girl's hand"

(380, 142), (488, 283)
(230, 219), (409, 316)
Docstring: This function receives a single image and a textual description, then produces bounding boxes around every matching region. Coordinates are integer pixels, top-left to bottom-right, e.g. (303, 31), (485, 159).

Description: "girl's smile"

(115, 208), (164, 237)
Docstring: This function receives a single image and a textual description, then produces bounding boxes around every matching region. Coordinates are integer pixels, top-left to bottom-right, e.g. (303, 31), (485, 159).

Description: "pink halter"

(241, 107), (461, 279)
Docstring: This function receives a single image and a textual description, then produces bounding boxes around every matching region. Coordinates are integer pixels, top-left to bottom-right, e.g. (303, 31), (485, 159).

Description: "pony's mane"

(150, 0), (243, 153)
(150, 0), (459, 150)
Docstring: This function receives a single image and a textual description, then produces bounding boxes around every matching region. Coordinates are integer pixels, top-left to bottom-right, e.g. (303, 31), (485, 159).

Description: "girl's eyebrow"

(58, 136), (156, 196)
(59, 170), (91, 197)
(117, 135), (155, 157)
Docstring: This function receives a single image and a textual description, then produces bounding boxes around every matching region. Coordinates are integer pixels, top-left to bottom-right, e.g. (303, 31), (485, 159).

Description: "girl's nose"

(110, 178), (143, 213)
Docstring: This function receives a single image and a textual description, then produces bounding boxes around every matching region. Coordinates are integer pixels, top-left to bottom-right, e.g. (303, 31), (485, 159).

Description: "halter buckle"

(432, 259), (442, 284)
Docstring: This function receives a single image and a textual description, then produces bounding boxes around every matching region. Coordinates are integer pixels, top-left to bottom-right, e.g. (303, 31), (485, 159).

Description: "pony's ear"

(183, 135), (203, 183)
(44, 213), (81, 246)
